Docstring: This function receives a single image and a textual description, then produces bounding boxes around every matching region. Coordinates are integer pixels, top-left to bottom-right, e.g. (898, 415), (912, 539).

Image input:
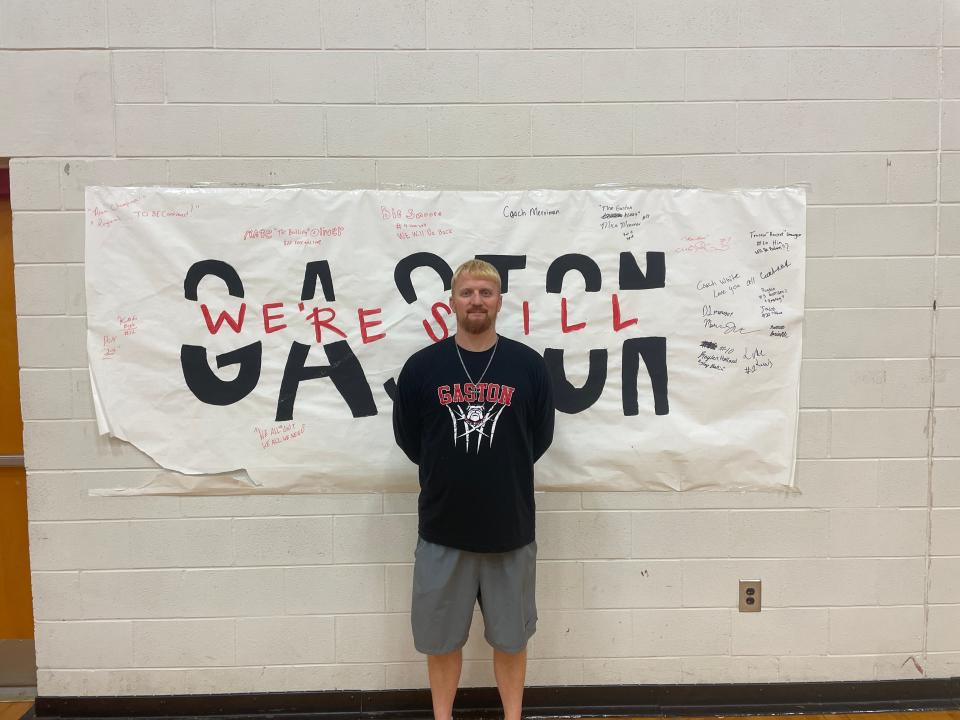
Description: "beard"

(458, 309), (495, 334)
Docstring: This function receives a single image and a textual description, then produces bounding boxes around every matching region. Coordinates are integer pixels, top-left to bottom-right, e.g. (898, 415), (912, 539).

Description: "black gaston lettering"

(180, 343), (262, 405)
(619, 251), (665, 290)
(301, 260), (336, 301)
(545, 253), (602, 293)
(276, 341), (377, 422)
(543, 348), (607, 414)
(394, 252), (453, 303)
(475, 254), (526, 293)
(622, 337), (669, 416)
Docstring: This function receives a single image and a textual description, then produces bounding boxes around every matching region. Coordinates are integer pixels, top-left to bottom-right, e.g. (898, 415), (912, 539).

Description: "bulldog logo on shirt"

(437, 383), (515, 453)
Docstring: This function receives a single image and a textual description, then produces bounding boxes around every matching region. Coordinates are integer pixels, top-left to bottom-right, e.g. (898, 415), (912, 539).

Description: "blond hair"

(451, 258), (501, 292)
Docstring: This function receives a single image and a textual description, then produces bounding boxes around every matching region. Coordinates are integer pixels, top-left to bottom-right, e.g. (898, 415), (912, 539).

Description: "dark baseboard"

(34, 678), (960, 719)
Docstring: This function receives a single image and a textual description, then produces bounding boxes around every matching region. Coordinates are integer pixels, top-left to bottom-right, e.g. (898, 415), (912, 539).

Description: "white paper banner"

(85, 186), (805, 494)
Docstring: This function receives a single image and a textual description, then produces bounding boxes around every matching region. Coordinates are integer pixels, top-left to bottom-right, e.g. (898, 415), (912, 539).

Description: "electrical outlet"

(739, 580), (761, 612)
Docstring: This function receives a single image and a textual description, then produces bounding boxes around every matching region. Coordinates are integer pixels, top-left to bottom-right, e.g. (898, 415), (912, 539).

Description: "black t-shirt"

(393, 335), (555, 553)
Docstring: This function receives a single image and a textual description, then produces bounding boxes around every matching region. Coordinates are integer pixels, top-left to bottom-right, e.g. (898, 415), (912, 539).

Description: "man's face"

(451, 273), (502, 335)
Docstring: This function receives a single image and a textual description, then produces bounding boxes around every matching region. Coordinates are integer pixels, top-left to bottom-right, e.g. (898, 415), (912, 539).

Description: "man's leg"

(493, 647), (527, 720)
(427, 648), (463, 720)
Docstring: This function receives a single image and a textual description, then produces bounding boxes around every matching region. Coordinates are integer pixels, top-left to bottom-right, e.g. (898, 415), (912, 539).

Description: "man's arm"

(392, 362), (421, 465)
(531, 357), (555, 463)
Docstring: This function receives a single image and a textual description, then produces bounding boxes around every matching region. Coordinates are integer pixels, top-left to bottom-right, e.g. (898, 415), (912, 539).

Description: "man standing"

(393, 259), (555, 720)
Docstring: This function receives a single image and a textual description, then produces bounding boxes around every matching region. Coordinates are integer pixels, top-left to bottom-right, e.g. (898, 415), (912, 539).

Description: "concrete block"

(533, 491), (581, 511)
(428, 106), (529, 157)
(938, 308), (960, 356)
(322, 0), (426, 49)
(164, 51), (271, 102)
(35, 621), (132, 669)
(635, 103), (737, 155)
(9, 160), (61, 210)
(128, 518), (234, 568)
(792, 460), (878, 507)
(333, 514), (416, 563)
(16, 316), (86, 368)
(377, 159), (477, 190)
(531, 609), (632, 658)
(635, 0), (738, 47)
(938, 258), (960, 307)
(116, 105), (220, 157)
(933, 458), (960, 507)
(784, 154), (888, 205)
(582, 657), (682, 684)
(829, 607), (924, 654)
(14, 264), (69, 316)
(335, 613), (419, 662)
(582, 491), (681, 510)
(19, 369), (73, 420)
(265, 158), (376, 187)
(133, 619), (235, 667)
(631, 510), (729, 559)
(378, 52), (477, 103)
(839, 0), (939, 45)
(60, 159), (167, 210)
(234, 517), (333, 565)
(270, 52), (376, 103)
(834, 205), (936, 256)
(113, 51), (164, 103)
(948, 104), (960, 153)
(30, 571), (81, 621)
(326, 106), (428, 157)
(681, 656), (780, 683)
(685, 50), (788, 101)
(0, 51), (113, 156)
(828, 508), (928, 556)
(237, 617), (335, 665)
(66, 266), (86, 316)
(932, 508), (960, 554)
(797, 409), (829, 458)
(220, 105), (325, 156)
(12, 212), (84, 263)
(732, 608), (828, 655)
(583, 560), (680, 609)
(887, 152), (938, 203)
(632, 609), (731, 656)
(737, 0), (841, 45)
(478, 157), (682, 190)
(179, 491), (381, 517)
(537, 561), (582, 609)
(532, 0), (633, 48)
(729, 510), (830, 557)
(789, 49), (937, 100)
(479, 52), (580, 102)
(928, 606), (960, 651)
(830, 409), (930, 459)
(800, 359), (884, 408)
(803, 309), (931, 358)
(685, 152), (791, 189)
(930, 557), (960, 603)
(949, 0), (960, 45)
(214, 0), (321, 48)
(878, 360), (934, 408)
(77, 568), (284, 618)
(937, 359), (960, 408)
(936, 408), (960, 456)
(285, 565), (386, 614)
(738, 101), (938, 153)
(779, 654), (879, 682)
(0, 0), (106, 48)
(385, 563), (412, 612)
(582, 51), (683, 102)
(775, 558), (925, 606)
(805, 207), (835, 257)
(23, 420), (157, 471)
(107, 0), (212, 46)
(538, 511), (631, 559)
(29, 520), (131, 571)
(259, 663), (385, 691)
(946, 50), (960, 99)
(805, 258), (934, 308)
(165, 158), (269, 186)
(27, 471), (180, 521)
(532, 105), (633, 156)
(426, 0), (531, 49)
(877, 459), (930, 506)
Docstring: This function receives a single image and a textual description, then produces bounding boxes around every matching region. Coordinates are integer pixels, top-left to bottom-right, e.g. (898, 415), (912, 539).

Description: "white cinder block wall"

(2, 0), (959, 697)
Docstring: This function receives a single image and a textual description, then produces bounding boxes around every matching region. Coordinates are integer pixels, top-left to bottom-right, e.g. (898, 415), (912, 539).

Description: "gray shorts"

(411, 537), (538, 655)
